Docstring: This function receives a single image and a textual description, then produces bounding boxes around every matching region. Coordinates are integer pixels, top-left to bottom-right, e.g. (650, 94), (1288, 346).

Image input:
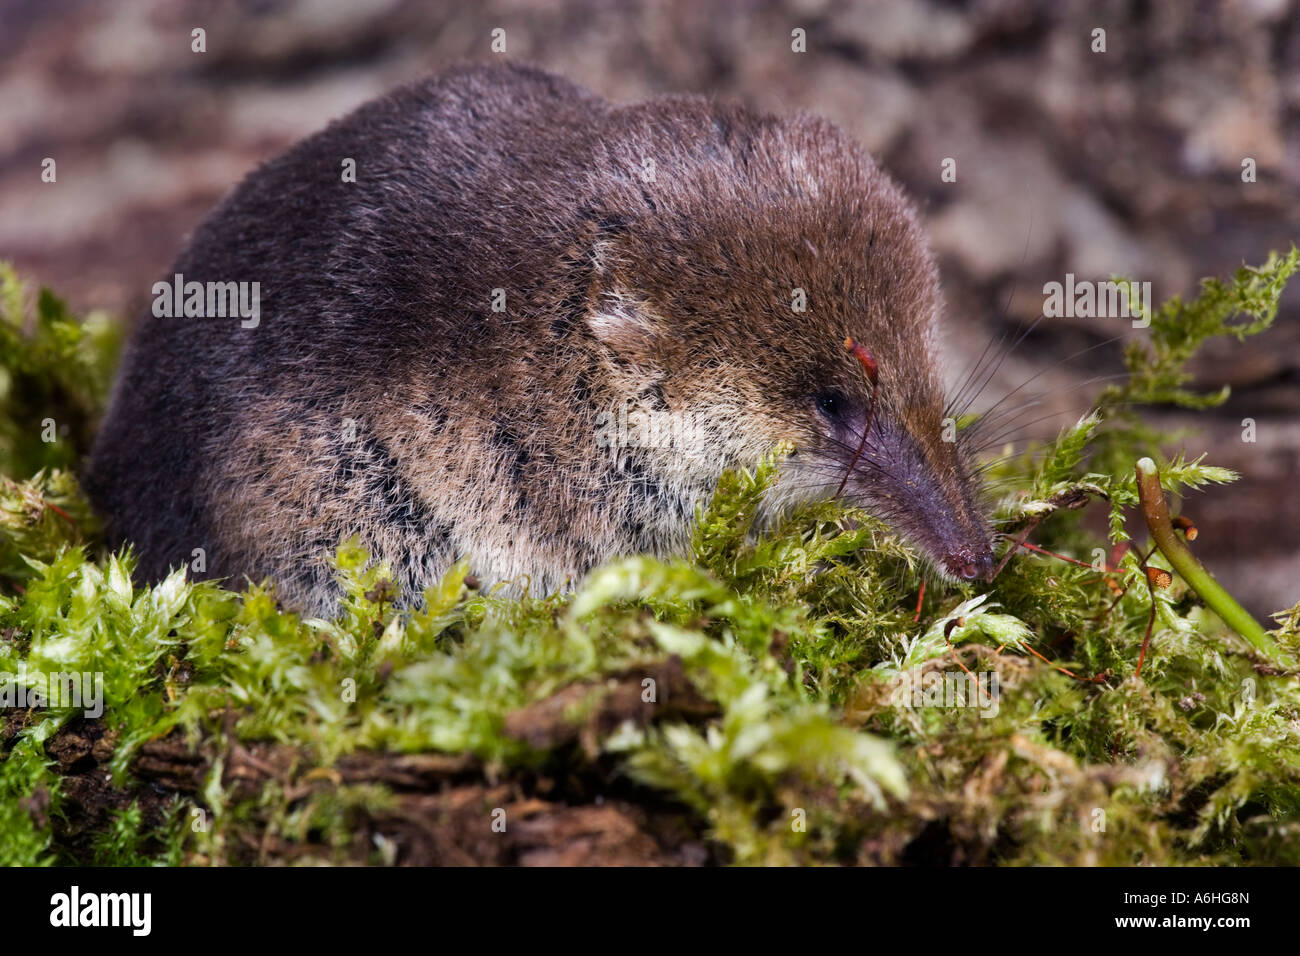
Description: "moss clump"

(0, 251), (1297, 865)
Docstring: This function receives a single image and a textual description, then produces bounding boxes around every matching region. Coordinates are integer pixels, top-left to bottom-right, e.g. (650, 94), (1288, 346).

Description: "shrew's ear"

(585, 288), (667, 368)
(574, 210), (669, 370)
(580, 228), (668, 370)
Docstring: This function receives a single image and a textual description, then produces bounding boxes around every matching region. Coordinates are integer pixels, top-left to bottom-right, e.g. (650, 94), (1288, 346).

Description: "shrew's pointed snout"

(824, 411), (995, 586)
(943, 547), (995, 582)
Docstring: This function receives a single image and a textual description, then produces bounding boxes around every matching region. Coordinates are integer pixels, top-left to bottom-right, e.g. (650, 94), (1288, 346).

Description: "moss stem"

(1135, 457), (1294, 670)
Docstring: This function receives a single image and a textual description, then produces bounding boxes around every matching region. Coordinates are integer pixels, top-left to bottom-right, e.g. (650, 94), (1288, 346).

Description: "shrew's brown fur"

(86, 63), (992, 614)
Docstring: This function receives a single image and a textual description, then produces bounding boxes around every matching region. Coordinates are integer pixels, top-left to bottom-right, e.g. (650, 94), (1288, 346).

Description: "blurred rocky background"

(1, 0), (1297, 614)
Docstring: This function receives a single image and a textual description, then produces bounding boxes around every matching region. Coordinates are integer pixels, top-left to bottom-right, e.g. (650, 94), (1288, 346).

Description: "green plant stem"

(1135, 457), (1295, 670)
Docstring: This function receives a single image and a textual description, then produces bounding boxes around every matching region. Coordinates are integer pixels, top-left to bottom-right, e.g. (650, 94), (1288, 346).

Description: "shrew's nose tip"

(943, 554), (975, 579)
(945, 550), (995, 582)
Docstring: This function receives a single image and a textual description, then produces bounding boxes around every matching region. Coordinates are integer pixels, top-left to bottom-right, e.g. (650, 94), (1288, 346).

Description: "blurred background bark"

(1, 0), (1297, 614)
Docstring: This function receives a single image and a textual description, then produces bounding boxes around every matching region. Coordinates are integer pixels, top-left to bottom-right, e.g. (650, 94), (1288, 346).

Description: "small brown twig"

(941, 618), (996, 706)
(991, 516), (1043, 579)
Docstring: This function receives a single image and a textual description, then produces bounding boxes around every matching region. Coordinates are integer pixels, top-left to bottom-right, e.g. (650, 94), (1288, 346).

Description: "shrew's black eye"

(814, 390), (847, 421)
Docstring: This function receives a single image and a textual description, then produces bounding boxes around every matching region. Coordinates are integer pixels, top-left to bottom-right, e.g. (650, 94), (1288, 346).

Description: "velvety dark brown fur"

(86, 63), (992, 614)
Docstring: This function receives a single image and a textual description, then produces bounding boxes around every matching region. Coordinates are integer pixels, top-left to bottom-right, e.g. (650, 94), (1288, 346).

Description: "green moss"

(0, 252), (1298, 865)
